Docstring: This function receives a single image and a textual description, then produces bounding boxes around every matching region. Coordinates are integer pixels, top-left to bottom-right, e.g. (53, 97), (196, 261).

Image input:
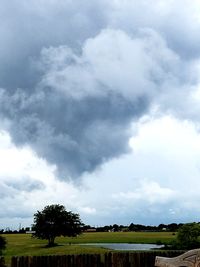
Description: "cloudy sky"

(1, 0), (200, 229)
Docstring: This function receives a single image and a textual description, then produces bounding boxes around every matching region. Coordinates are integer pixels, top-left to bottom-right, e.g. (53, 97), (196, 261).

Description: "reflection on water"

(80, 243), (163, 250)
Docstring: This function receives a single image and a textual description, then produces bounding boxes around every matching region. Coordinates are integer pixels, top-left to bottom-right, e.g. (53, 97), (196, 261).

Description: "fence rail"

(8, 251), (184, 267)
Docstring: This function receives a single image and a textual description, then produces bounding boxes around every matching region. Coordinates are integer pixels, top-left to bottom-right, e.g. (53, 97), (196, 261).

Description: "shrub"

(0, 236), (6, 255)
(169, 223), (200, 250)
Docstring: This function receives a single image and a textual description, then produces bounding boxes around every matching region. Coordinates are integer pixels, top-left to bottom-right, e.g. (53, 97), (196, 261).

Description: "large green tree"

(32, 204), (83, 246)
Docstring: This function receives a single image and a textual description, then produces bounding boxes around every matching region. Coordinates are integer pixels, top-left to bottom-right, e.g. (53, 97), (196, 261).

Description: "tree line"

(0, 222), (183, 234)
(1, 204), (200, 251)
(83, 222), (183, 232)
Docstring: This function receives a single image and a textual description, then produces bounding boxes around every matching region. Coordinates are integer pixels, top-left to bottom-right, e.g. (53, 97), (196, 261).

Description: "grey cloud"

(0, 0), (109, 89)
(5, 178), (45, 192)
(0, 27), (179, 179)
(0, 182), (14, 199)
(0, 86), (148, 178)
(0, 178), (45, 198)
(0, 177), (44, 219)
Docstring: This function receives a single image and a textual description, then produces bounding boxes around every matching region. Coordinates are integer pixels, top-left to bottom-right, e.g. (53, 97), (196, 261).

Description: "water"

(79, 243), (163, 250)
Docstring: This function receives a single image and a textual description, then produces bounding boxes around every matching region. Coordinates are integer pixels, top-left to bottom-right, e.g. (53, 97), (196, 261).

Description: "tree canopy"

(32, 204), (83, 246)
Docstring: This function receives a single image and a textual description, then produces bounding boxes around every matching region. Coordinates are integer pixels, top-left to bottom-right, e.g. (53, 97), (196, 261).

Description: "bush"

(169, 223), (200, 250)
(156, 240), (163, 245)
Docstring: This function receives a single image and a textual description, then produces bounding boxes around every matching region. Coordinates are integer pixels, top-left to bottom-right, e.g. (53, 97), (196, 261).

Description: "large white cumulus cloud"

(40, 28), (180, 100)
(110, 0), (200, 57)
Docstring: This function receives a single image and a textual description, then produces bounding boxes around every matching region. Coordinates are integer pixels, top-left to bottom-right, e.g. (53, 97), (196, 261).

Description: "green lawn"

(2, 232), (176, 266)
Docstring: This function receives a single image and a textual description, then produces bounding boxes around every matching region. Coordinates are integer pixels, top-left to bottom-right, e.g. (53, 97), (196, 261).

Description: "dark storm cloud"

(0, 86), (148, 178)
(1, 0), (200, 180)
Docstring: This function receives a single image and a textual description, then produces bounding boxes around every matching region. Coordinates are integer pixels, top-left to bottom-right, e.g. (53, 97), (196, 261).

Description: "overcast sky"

(1, 0), (200, 229)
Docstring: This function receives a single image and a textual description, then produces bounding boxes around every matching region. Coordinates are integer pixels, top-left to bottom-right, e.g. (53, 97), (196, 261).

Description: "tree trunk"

(48, 236), (55, 247)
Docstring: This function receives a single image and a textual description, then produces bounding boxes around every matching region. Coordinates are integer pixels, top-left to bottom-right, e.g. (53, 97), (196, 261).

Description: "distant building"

(84, 228), (96, 232)
(26, 230), (36, 234)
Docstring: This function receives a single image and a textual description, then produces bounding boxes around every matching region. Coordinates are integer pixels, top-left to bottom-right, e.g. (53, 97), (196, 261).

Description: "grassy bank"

(2, 232), (176, 265)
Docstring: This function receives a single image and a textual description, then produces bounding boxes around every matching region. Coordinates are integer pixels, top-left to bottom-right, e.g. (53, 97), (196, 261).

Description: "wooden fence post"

(104, 253), (112, 267)
(112, 253), (130, 267)
(11, 257), (17, 267)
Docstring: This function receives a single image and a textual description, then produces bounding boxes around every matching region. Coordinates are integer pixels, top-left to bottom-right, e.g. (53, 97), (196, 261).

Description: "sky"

(1, 0), (200, 229)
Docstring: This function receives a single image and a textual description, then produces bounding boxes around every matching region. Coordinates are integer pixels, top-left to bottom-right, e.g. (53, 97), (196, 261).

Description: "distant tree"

(19, 228), (26, 234)
(0, 236), (6, 255)
(113, 224), (119, 232)
(129, 223), (136, 231)
(167, 223), (179, 232)
(32, 204), (83, 247)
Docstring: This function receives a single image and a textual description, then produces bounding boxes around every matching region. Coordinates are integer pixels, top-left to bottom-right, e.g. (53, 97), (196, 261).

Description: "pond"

(79, 243), (164, 250)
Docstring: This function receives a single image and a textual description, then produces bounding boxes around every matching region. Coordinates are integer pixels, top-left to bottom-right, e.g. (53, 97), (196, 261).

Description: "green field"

(2, 232), (176, 266)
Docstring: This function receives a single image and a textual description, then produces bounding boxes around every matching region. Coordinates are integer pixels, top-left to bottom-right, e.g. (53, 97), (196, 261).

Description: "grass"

(2, 232), (176, 266)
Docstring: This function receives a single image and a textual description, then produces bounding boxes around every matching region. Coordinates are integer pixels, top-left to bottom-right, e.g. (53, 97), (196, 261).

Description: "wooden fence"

(9, 251), (184, 267)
